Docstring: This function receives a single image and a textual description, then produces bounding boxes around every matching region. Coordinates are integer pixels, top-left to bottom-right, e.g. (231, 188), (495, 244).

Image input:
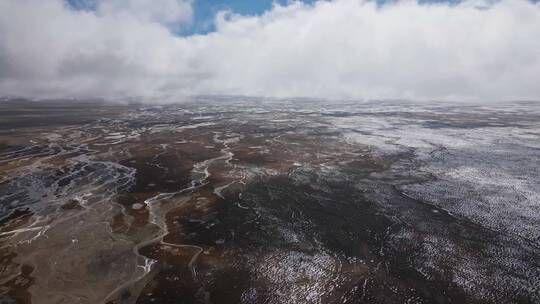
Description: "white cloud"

(0, 0), (539, 102)
(96, 0), (193, 28)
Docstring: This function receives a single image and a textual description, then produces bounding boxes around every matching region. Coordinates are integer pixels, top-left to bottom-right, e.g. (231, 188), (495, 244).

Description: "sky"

(0, 0), (539, 102)
(66, 0), (319, 35)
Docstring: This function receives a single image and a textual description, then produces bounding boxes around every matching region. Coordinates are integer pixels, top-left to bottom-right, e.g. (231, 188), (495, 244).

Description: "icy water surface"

(0, 99), (539, 303)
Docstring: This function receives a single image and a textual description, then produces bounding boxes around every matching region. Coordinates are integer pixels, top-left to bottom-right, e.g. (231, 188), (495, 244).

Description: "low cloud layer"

(1, 0), (539, 101)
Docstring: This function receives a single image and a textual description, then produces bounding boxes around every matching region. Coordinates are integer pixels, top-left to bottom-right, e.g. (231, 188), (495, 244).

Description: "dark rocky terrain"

(0, 98), (539, 304)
